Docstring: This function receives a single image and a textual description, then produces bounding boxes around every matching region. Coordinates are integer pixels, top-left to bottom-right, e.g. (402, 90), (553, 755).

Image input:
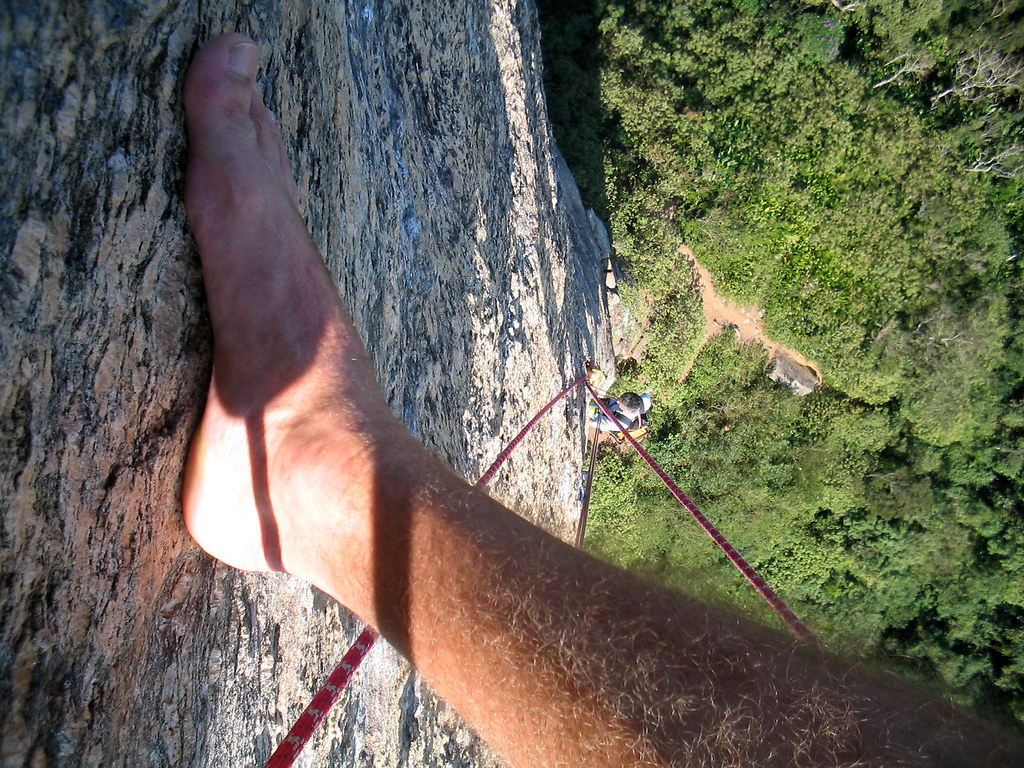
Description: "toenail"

(228, 42), (260, 81)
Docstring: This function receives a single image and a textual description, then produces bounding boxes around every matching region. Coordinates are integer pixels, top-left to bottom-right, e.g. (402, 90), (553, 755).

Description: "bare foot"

(181, 33), (409, 594)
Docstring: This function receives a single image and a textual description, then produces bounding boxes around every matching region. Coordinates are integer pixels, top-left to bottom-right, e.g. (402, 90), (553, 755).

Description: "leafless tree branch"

(991, 0), (1012, 18)
(873, 52), (930, 88)
(967, 144), (1024, 179)
(933, 46), (1024, 104)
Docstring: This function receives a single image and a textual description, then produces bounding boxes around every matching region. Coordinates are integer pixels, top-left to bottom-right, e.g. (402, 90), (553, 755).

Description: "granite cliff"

(0, 1), (613, 765)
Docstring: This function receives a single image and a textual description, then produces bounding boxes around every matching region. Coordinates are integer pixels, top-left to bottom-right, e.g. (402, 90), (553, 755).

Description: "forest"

(536, 0), (1024, 729)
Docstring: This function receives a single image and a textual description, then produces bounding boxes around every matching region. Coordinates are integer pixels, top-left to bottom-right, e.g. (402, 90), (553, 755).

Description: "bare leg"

(182, 34), (1022, 768)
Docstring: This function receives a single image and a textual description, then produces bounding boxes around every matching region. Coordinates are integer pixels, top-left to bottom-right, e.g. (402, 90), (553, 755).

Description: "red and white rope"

(585, 381), (814, 641)
(265, 370), (812, 766)
(264, 372), (586, 766)
(264, 626), (379, 768)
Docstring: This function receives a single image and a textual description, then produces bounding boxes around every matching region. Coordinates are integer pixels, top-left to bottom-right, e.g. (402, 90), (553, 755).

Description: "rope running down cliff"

(264, 368), (812, 766)
(264, 372), (590, 767)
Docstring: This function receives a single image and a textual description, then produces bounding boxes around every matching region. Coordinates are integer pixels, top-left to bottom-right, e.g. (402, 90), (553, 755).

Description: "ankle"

(271, 411), (422, 608)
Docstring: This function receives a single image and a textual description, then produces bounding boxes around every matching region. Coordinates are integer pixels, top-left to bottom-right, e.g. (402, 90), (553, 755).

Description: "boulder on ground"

(769, 352), (819, 396)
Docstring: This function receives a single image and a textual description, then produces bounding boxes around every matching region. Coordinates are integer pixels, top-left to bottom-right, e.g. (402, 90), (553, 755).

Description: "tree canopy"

(539, 0), (1024, 729)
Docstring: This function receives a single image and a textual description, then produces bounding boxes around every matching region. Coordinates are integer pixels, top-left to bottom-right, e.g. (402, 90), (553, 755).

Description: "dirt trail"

(680, 245), (823, 384)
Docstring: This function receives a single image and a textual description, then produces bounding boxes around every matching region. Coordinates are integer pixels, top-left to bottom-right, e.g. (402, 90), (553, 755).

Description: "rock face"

(0, 2), (612, 766)
(768, 352), (819, 397)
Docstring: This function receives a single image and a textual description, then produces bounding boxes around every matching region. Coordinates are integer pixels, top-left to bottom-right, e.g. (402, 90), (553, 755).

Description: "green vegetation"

(538, 0), (1024, 728)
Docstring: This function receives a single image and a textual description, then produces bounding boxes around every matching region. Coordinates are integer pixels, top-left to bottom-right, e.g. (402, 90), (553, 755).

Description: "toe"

(184, 33), (262, 129)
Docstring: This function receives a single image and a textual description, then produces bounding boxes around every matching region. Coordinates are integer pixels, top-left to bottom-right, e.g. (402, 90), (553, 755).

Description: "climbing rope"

(476, 371), (589, 487)
(585, 382), (815, 641)
(264, 367), (812, 766)
(575, 424), (601, 548)
(264, 627), (378, 768)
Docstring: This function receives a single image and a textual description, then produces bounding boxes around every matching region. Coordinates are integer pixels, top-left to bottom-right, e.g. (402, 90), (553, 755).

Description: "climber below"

(591, 390), (652, 436)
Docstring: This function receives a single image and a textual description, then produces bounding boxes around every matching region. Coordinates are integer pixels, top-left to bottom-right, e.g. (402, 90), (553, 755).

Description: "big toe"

(184, 32), (261, 130)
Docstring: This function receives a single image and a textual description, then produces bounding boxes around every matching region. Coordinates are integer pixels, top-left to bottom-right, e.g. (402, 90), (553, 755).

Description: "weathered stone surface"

(0, 1), (612, 766)
(768, 352), (819, 397)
